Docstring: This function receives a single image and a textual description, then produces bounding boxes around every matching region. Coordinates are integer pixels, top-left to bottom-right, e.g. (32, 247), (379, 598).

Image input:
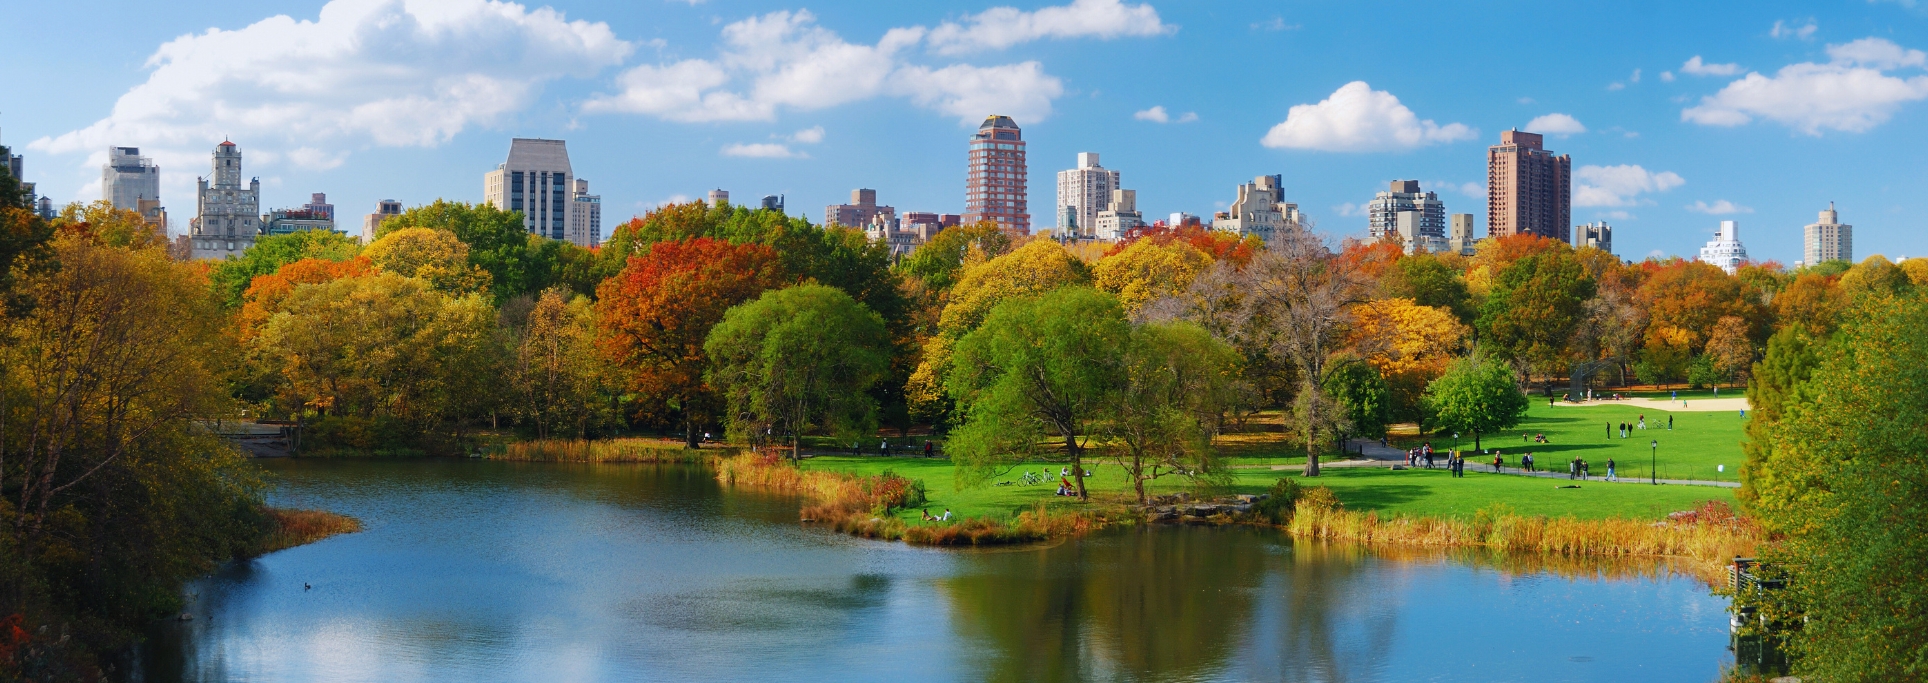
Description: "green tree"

(208, 229), (361, 308)
(1322, 358), (1392, 447)
(1422, 355), (1527, 451)
(1382, 252), (1475, 324)
(1106, 321), (1238, 502)
(511, 288), (614, 439)
(1738, 326), (1820, 509)
(1477, 250), (1596, 391)
(1750, 294), (1928, 680)
(895, 221), (1013, 292)
(704, 284), (892, 460)
(946, 286), (1128, 498)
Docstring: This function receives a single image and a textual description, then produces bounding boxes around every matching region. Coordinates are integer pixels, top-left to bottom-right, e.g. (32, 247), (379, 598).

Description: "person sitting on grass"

(940, 509), (953, 521)
(921, 509), (938, 521)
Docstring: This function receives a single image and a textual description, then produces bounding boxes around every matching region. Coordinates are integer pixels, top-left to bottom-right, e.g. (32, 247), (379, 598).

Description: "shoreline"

(256, 507), (362, 555)
(711, 451), (1759, 582)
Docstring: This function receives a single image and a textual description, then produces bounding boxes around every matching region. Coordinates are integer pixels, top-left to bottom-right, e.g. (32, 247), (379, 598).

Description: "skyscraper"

(1698, 220), (1750, 274)
(1575, 222), (1613, 255)
(571, 179), (602, 247)
(1055, 152), (1118, 238)
(1093, 189), (1143, 241)
(1803, 202), (1852, 265)
(484, 138), (580, 245)
(102, 146), (161, 212)
(189, 141), (261, 260)
(964, 115), (1029, 234)
(1213, 175), (1301, 241)
(1486, 130), (1571, 242)
(1367, 180), (1448, 253)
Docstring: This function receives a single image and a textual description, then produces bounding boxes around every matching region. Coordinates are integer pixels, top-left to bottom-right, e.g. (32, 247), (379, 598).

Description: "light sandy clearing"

(1550, 397), (1751, 413)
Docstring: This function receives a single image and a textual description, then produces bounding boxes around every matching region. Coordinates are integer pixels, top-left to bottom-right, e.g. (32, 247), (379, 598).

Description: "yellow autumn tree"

(1092, 239), (1213, 314)
(364, 226), (492, 294)
(1348, 298), (1468, 422)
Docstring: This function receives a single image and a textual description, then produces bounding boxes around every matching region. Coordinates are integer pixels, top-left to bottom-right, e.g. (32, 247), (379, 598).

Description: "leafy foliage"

(1422, 354), (1528, 451)
(208, 229), (361, 308)
(704, 284), (892, 457)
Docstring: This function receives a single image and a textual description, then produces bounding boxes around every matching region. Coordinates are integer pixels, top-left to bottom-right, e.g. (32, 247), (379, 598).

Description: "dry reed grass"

(257, 507), (362, 554)
(1286, 494), (1760, 582)
(492, 438), (735, 463)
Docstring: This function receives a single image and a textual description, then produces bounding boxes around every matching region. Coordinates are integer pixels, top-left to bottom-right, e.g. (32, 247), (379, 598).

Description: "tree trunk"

(685, 420), (700, 449)
(1473, 429), (1482, 452)
(1303, 400), (1321, 477)
(1066, 434), (1087, 499)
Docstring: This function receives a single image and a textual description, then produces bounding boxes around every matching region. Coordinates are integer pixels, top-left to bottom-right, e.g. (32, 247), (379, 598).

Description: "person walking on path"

(1606, 458), (1617, 481)
(1580, 458), (1590, 480)
(1493, 453), (1504, 473)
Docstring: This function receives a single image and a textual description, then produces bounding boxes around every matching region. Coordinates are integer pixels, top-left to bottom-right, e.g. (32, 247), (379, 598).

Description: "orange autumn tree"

(596, 237), (789, 447)
(1348, 298), (1469, 423)
(236, 256), (376, 340)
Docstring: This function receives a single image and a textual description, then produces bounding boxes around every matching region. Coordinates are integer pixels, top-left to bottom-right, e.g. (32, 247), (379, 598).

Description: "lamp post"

(1650, 440), (1658, 485)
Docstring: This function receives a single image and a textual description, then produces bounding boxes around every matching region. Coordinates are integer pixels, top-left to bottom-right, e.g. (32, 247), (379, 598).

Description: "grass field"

(1390, 398), (1750, 484)
(799, 454), (1738, 526)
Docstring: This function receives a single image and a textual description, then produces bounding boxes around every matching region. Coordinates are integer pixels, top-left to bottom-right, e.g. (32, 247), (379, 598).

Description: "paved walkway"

(1340, 438), (1739, 488)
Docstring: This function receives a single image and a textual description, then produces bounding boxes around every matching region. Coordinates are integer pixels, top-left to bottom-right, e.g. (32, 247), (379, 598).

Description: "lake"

(142, 459), (1734, 682)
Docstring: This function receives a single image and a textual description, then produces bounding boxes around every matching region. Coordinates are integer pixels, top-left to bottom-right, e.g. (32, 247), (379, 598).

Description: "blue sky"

(8, 0), (1928, 263)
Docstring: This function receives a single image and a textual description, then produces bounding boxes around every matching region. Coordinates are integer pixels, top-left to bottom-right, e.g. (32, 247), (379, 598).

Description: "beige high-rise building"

(1093, 189), (1143, 241)
(363, 199), (403, 243)
(1055, 152), (1118, 238)
(484, 138), (585, 246)
(1486, 130), (1571, 242)
(826, 188), (895, 228)
(189, 141), (261, 260)
(1449, 213), (1477, 255)
(1213, 174), (1302, 242)
(964, 115), (1029, 234)
(1803, 202), (1852, 265)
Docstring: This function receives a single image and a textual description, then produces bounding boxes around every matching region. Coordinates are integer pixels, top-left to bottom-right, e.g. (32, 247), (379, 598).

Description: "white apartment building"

(1055, 152), (1119, 238)
(1803, 202), (1851, 265)
(189, 141), (261, 260)
(1698, 220), (1750, 274)
(485, 138), (597, 247)
(570, 179), (602, 247)
(1368, 180), (1448, 254)
(1093, 189), (1144, 241)
(1214, 174), (1302, 241)
(103, 146), (160, 212)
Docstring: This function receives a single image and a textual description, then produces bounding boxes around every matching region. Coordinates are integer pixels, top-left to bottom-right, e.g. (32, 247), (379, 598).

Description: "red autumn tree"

(596, 237), (789, 447)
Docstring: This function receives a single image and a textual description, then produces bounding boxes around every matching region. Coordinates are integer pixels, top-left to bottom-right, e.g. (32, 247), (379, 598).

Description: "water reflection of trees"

(939, 526), (1270, 682)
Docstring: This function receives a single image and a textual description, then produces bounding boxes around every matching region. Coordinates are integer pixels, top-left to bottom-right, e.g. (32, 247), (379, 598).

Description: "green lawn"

(800, 454), (1737, 525)
(1395, 400), (1750, 484)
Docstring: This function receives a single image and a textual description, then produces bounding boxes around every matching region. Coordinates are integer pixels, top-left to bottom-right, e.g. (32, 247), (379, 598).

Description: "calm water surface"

(144, 460), (1731, 682)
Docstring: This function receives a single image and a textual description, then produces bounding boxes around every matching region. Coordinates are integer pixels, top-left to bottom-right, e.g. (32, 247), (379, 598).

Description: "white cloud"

(790, 125), (825, 143)
(1605, 211), (1634, 221)
(1260, 81), (1476, 152)
(1525, 113), (1587, 135)
(1517, 96), (1535, 104)
(586, 8), (1101, 125)
(1425, 180), (1484, 199)
(30, 0), (631, 186)
(1332, 202), (1364, 217)
(1251, 17), (1298, 31)
(1682, 38), (1928, 134)
(1772, 19), (1818, 40)
(1828, 37), (1928, 69)
(1631, 68), (1643, 83)
(1607, 82), (1626, 91)
(1133, 105), (1197, 123)
(1686, 199), (1754, 214)
(1681, 55), (1743, 76)
(1573, 164), (1685, 207)
(722, 142), (801, 158)
(926, 0), (1169, 55)
(1661, 71), (1676, 82)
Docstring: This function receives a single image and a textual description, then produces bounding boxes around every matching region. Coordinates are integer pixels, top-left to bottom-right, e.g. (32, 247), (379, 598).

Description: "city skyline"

(9, 0), (1928, 263)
